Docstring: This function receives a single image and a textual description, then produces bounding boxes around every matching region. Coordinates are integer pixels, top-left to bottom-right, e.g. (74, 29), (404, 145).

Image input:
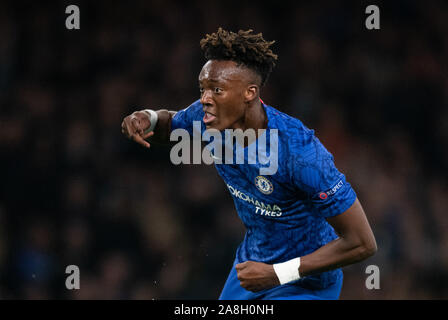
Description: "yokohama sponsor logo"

(226, 184), (282, 217)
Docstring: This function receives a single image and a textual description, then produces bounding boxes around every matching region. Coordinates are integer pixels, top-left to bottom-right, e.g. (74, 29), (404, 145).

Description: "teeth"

(203, 111), (216, 124)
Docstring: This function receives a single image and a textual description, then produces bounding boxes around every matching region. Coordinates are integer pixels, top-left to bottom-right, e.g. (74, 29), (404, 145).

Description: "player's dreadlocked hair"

(200, 28), (278, 87)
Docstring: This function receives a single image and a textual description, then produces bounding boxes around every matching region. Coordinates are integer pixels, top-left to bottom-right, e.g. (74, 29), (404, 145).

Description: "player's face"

(199, 60), (254, 131)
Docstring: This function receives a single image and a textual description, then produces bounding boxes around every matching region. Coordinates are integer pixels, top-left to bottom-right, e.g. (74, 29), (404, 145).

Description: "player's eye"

(199, 87), (204, 94)
(214, 87), (222, 94)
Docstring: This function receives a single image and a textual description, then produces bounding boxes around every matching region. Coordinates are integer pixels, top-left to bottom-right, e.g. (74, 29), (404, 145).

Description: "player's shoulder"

(175, 99), (203, 117)
(265, 104), (311, 136)
(171, 99), (204, 132)
(265, 104), (332, 162)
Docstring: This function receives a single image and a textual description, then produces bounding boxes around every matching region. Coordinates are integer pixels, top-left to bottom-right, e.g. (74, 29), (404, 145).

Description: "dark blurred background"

(0, 0), (447, 299)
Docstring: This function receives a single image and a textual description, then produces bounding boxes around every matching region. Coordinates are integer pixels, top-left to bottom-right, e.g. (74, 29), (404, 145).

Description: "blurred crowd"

(0, 0), (447, 299)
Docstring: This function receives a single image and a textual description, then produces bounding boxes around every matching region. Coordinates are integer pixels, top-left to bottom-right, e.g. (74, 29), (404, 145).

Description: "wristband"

(273, 257), (301, 285)
(143, 109), (158, 134)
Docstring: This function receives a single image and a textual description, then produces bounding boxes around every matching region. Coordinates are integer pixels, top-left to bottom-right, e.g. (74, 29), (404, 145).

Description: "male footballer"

(121, 28), (377, 300)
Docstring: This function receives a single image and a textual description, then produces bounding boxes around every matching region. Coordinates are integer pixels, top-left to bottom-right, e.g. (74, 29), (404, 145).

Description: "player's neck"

(231, 99), (267, 147)
(243, 99), (267, 132)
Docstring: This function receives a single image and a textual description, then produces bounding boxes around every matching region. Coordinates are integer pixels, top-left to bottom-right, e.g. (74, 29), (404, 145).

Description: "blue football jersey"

(171, 100), (357, 289)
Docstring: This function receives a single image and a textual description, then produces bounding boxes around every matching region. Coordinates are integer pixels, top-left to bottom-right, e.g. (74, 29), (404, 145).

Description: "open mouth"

(203, 111), (217, 124)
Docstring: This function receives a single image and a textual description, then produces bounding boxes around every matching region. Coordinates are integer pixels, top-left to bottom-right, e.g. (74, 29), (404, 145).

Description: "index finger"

(131, 133), (150, 148)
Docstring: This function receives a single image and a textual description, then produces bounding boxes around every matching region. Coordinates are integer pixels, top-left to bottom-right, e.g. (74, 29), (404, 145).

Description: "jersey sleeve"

(171, 99), (205, 136)
(291, 135), (357, 218)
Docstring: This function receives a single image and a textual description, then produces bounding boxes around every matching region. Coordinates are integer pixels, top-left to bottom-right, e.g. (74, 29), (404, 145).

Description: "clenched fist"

(121, 111), (154, 148)
(235, 261), (280, 292)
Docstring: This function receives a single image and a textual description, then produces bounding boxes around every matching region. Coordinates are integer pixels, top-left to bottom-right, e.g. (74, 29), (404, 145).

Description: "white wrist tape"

(143, 109), (158, 134)
(273, 257), (301, 285)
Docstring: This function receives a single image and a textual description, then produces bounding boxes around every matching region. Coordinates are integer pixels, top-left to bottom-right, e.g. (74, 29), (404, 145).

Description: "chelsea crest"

(255, 176), (274, 195)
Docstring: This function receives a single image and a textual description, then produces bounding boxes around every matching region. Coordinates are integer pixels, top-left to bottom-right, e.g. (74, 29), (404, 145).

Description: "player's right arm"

(121, 109), (176, 148)
(121, 100), (204, 148)
(121, 100), (203, 148)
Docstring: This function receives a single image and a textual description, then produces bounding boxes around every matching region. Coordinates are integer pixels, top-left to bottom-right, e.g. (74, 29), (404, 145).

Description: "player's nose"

(200, 89), (213, 106)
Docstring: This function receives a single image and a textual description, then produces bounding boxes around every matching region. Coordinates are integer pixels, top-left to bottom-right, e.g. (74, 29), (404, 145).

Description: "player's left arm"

(236, 137), (377, 292)
(298, 197), (377, 277)
(235, 197), (376, 292)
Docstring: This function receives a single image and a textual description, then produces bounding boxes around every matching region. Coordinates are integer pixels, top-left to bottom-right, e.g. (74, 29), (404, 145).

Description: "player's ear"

(244, 84), (258, 103)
